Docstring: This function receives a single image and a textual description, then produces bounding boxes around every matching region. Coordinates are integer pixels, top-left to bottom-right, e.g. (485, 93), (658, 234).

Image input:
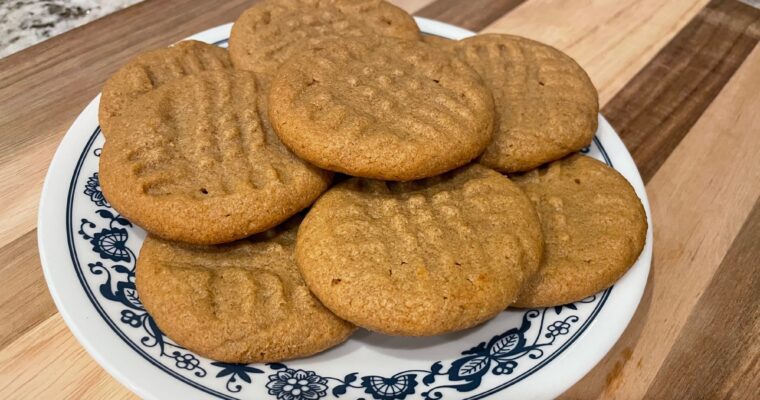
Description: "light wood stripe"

(604, 0), (760, 182)
(0, 230), (55, 348)
(416, 0), (527, 31)
(0, 314), (134, 400)
(561, 44), (760, 399)
(391, 0), (436, 13)
(645, 197), (760, 399)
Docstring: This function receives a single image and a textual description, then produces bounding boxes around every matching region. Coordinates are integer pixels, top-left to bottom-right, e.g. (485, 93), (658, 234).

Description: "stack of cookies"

(98, 0), (647, 364)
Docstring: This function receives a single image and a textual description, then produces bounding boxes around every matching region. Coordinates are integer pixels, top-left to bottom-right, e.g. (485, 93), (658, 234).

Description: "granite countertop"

(0, 0), (142, 58)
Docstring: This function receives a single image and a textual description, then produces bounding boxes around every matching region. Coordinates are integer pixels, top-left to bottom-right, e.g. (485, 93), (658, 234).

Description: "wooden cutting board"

(0, 0), (758, 398)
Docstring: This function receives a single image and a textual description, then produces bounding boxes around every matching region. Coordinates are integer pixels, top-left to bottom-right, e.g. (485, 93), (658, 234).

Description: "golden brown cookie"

(296, 165), (543, 336)
(100, 70), (331, 245)
(269, 35), (496, 181)
(229, 0), (421, 77)
(455, 34), (599, 173)
(422, 33), (456, 50)
(511, 154), (647, 308)
(99, 40), (231, 138)
(136, 218), (355, 363)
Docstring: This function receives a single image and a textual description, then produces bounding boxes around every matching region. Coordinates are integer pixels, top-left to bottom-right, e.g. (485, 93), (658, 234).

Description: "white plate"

(38, 18), (653, 400)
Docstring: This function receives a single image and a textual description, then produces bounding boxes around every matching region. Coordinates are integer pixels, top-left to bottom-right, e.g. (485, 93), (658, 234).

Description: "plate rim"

(38, 18), (653, 400)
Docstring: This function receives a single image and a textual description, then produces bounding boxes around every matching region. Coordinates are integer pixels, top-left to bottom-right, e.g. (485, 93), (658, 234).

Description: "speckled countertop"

(0, 0), (142, 58)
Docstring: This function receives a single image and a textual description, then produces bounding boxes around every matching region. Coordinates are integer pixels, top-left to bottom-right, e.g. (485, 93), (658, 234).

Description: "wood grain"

(482, 0), (710, 104)
(394, 0), (436, 13)
(416, 0), (526, 31)
(603, 0), (760, 182)
(0, 315), (135, 400)
(645, 198), (760, 399)
(561, 43), (760, 399)
(0, 0), (759, 398)
(0, 230), (55, 348)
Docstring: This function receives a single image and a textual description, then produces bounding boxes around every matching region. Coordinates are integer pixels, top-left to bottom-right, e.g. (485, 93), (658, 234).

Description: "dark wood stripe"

(415, 0), (526, 31)
(0, 229), (56, 348)
(602, 0), (760, 183)
(644, 196), (760, 399)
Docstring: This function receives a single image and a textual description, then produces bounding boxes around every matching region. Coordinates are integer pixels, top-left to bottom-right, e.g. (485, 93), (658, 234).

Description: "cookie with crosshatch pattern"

(511, 154), (647, 308)
(136, 217), (355, 363)
(100, 69), (331, 245)
(229, 0), (421, 77)
(295, 164), (543, 335)
(268, 35), (496, 181)
(99, 40), (232, 138)
(454, 34), (599, 173)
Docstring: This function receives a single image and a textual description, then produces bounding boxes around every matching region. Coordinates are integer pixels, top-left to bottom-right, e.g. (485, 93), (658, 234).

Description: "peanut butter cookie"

(99, 40), (231, 138)
(269, 35), (496, 181)
(229, 0), (420, 76)
(100, 70), (331, 244)
(136, 218), (355, 363)
(296, 164), (543, 335)
(456, 34), (599, 172)
(512, 154), (647, 307)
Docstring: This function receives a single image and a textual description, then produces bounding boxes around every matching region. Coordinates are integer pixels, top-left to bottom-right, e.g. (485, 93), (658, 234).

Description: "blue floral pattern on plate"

(266, 366), (329, 400)
(84, 172), (110, 207)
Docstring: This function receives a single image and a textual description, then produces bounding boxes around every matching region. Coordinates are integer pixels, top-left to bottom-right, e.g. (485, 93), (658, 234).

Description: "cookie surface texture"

(269, 36), (496, 181)
(100, 70), (332, 245)
(229, 0), (420, 76)
(136, 219), (355, 363)
(421, 33), (457, 50)
(456, 34), (599, 172)
(296, 165), (543, 335)
(99, 40), (231, 138)
(511, 154), (647, 307)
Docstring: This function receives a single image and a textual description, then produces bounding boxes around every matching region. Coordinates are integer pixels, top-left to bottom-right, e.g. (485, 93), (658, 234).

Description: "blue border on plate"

(63, 37), (615, 400)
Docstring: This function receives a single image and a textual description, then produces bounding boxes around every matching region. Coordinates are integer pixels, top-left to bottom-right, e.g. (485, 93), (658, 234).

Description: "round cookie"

(296, 164), (543, 336)
(269, 36), (496, 181)
(136, 218), (355, 363)
(511, 154), (647, 308)
(99, 40), (231, 138)
(455, 34), (599, 173)
(229, 0), (421, 77)
(100, 69), (332, 245)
